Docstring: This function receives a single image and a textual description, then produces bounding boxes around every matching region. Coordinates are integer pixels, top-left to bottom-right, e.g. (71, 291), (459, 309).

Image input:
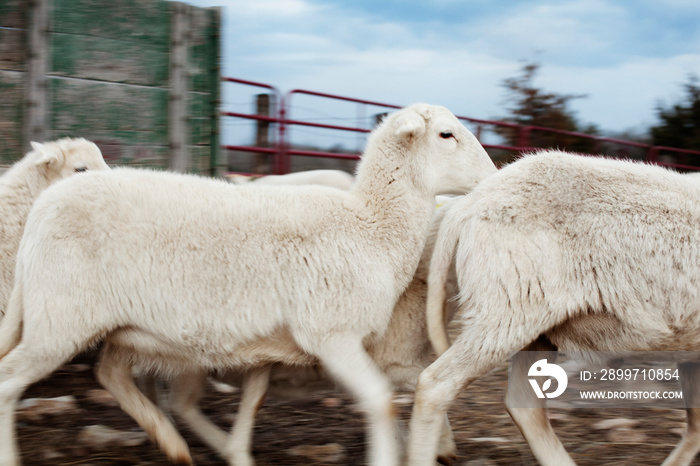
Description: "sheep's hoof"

(437, 454), (456, 466)
(172, 452), (193, 465)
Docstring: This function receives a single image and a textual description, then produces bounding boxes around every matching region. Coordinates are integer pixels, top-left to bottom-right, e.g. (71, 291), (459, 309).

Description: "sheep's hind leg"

(169, 370), (230, 456)
(408, 335), (476, 466)
(96, 343), (192, 465)
(506, 336), (575, 466)
(223, 365), (271, 466)
(435, 415), (457, 464)
(0, 339), (83, 466)
(407, 315), (550, 466)
(662, 362), (700, 466)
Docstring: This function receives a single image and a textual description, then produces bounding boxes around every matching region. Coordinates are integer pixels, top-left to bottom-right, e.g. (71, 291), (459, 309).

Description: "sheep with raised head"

(165, 197), (462, 464)
(409, 150), (700, 466)
(0, 103), (496, 466)
(226, 169), (355, 190)
(0, 138), (109, 316)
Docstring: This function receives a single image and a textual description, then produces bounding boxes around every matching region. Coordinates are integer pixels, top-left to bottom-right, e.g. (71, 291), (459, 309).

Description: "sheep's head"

(380, 104), (497, 196)
(30, 138), (110, 184)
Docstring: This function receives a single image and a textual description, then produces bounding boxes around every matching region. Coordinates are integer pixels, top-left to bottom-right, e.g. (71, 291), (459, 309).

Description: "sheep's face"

(31, 138), (110, 184)
(392, 104), (497, 196)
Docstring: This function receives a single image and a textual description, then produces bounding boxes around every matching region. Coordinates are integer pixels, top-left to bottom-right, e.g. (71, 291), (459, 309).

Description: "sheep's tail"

(427, 213), (461, 357)
(0, 275), (24, 359)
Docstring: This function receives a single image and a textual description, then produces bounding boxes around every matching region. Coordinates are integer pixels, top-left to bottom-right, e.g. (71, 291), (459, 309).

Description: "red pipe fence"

(221, 77), (700, 174)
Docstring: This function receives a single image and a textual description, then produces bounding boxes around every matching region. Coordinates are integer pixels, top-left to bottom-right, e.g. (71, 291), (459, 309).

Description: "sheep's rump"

(18, 168), (399, 370)
(451, 151), (700, 352)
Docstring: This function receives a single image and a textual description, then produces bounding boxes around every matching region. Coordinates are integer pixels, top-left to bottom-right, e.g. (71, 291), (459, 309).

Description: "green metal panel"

(0, 0), (26, 29)
(208, 8), (221, 175)
(0, 71), (24, 163)
(0, 0), (220, 171)
(50, 33), (168, 86)
(90, 140), (170, 168)
(50, 78), (168, 141)
(50, 76), (169, 167)
(178, 4), (220, 174)
(46, 0), (171, 168)
(51, 0), (169, 47)
(0, 0), (26, 73)
(189, 145), (211, 174)
(189, 92), (210, 146)
(0, 1), (25, 164)
(0, 28), (25, 72)
(201, 7), (220, 175)
(189, 6), (215, 93)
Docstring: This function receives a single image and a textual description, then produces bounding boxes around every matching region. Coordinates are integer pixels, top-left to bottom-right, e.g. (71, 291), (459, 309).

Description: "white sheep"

(165, 197), (462, 464)
(0, 103), (497, 466)
(0, 138), (109, 316)
(148, 168), (357, 416)
(225, 169), (355, 190)
(409, 150), (700, 466)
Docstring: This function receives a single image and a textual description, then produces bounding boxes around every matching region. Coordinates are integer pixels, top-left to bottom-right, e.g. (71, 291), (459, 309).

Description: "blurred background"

(3, 2), (700, 465)
(1, 0), (699, 174)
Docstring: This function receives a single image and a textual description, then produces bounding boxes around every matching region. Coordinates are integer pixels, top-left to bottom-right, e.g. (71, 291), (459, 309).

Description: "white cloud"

(549, 54), (700, 132)
(184, 0), (320, 17)
(184, 0), (700, 139)
(464, 1), (632, 66)
(241, 0), (319, 16)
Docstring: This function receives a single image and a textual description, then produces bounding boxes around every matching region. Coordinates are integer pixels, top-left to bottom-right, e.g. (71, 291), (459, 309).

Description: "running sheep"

(166, 197), (462, 464)
(0, 138), (108, 316)
(409, 150), (700, 466)
(0, 104), (497, 466)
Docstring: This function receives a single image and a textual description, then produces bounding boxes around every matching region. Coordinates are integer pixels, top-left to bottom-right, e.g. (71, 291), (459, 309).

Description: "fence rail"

(221, 77), (700, 174)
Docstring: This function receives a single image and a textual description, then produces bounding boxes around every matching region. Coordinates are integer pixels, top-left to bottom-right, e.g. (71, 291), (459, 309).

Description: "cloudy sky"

(183, 0), (700, 140)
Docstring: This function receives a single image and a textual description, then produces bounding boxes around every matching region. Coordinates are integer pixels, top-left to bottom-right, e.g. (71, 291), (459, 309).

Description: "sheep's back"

(451, 151), (700, 352)
(18, 168), (402, 361)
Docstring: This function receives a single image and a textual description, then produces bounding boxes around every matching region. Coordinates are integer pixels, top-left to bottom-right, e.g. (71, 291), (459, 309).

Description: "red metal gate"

(221, 77), (700, 174)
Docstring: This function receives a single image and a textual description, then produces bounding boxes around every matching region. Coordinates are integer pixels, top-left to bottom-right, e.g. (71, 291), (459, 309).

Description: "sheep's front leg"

(169, 370), (229, 456)
(312, 337), (400, 466)
(223, 365), (271, 466)
(0, 338), (83, 466)
(96, 343), (192, 464)
(662, 362), (700, 466)
(506, 336), (575, 466)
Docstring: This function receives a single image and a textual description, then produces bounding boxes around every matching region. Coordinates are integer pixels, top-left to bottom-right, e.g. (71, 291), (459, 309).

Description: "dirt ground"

(13, 349), (699, 466)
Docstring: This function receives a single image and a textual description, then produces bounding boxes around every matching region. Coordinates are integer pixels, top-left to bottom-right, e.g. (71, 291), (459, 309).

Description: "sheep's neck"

(351, 146), (435, 288)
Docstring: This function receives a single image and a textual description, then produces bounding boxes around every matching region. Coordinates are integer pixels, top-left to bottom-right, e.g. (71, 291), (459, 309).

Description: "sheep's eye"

(75, 167), (88, 173)
(439, 131), (453, 139)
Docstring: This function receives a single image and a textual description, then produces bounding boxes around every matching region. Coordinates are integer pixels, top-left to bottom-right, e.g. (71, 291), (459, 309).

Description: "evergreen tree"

(496, 62), (598, 160)
(651, 75), (700, 152)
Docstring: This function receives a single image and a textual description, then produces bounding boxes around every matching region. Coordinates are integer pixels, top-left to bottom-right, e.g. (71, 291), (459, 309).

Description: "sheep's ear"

(30, 141), (43, 152)
(395, 112), (426, 141)
(34, 147), (60, 168)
